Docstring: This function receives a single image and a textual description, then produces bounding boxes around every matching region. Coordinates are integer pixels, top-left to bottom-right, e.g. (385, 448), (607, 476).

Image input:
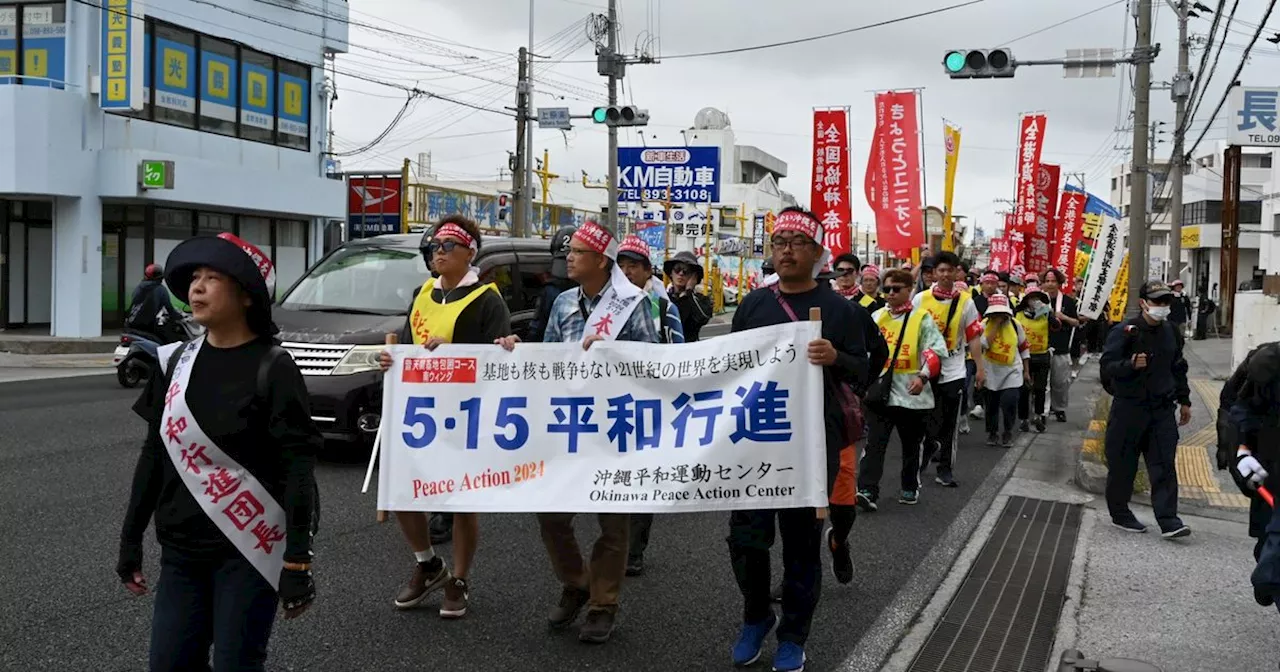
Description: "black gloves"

(279, 567), (315, 613)
(116, 541), (143, 584)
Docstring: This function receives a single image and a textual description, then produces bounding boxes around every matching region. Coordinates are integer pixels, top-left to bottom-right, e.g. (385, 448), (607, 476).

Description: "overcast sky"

(330, 0), (1280, 235)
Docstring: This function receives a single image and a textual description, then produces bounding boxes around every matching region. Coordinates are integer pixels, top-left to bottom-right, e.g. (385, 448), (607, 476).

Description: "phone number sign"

(617, 146), (721, 204)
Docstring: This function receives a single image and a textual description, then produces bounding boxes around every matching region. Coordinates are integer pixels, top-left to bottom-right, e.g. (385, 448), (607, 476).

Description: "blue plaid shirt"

(543, 282), (661, 344)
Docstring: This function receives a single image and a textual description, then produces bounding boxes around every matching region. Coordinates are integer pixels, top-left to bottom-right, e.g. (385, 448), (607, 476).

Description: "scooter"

(113, 315), (204, 388)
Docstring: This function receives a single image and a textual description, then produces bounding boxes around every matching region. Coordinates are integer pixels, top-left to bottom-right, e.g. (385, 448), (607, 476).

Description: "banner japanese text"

(865, 91), (923, 255)
(811, 109), (852, 259)
(1077, 195), (1127, 320)
(377, 323), (828, 513)
(1054, 190), (1085, 293)
(942, 122), (961, 252)
(989, 237), (1010, 272)
(1107, 252), (1131, 322)
(1028, 163), (1060, 275)
(1012, 114), (1047, 237)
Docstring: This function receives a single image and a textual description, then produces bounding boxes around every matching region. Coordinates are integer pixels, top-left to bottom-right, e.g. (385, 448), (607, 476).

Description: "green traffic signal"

(592, 107), (608, 123)
(944, 51), (966, 73)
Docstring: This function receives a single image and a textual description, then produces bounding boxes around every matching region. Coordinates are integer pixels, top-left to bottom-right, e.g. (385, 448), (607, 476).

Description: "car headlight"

(332, 345), (384, 376)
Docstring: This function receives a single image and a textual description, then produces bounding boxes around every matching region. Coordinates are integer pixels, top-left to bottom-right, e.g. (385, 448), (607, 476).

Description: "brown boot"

(393, 559), (450, 609)
(547, 585), (589, 629)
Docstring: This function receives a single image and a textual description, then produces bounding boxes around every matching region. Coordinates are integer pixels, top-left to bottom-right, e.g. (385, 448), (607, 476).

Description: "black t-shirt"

(122, 339), (322, 561)
(1047, 293), (1080, 353)
(398, 282), (512, 345)
(732, 283), (871, 452)
(971, 289), (990, 317)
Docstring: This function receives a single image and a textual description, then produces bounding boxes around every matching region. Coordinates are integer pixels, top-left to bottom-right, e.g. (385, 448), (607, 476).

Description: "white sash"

(157, 338), (287, 591)
(582, 270), (644, 342)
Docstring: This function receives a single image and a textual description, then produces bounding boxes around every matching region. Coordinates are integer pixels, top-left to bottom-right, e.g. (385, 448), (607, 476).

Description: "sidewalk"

(879, 354), (1276, 672)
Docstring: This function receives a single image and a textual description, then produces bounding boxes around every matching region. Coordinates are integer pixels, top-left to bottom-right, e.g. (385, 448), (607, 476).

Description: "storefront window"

(152, 23), (196, 128)
(276, 60), (310, 151)
(198, 35), (237, 137)
(0, 2), (67, 88)
(239, 48), (275, 144)
(238, 215), (270, 249)
(197, 211), (233, 236)
(154, 208), (193, 269)
(274, 219), (307, 298)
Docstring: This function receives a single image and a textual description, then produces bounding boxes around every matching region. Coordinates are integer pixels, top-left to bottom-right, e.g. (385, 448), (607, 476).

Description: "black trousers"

(727, 508), (823, 645)
(984, 388), (1019, 435)
(922, 379), (964, 474)
(858, 404), (928, 497)
(629, 513), (654, 562)
(1018, 356), (1051, 420)
(1104, 399), (1183, 531)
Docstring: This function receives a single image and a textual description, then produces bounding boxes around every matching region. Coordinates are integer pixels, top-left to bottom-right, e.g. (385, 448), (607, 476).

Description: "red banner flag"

(1054, 190), (1086, 294)
(864, 91), (923, 254)
(989, 237), (1010, 272)
(1027, 163), (1060, 274)
(811, 109), (852, 259)
(1012, 114), (1047, 238)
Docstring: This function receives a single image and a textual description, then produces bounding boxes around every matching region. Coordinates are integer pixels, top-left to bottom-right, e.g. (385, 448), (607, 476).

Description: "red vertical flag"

(1027, 163), (1060, 274)
(989, 237), (1009, 272)
(1054, 190), (1086, 294)
(811, 109), (851, 259)
(1012, 114), (1048, 244)
(864, 91), (923, 255)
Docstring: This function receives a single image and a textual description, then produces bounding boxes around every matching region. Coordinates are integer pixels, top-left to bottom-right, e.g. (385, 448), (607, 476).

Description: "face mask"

(1028, 299), (1043, 311)
(1146, 305), (1171, 321)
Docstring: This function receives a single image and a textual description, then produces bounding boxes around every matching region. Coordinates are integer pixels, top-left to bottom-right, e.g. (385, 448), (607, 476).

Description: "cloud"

(332, 0), (1280, 240)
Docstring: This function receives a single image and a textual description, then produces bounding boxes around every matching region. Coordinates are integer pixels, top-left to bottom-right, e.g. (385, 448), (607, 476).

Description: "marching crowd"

(116, 207), (1136, 672)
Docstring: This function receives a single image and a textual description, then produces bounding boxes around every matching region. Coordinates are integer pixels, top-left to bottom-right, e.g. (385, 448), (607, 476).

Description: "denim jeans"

(149, 548), (279, 672)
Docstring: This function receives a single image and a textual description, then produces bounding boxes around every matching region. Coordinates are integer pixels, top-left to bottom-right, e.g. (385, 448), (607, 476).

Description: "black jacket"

(670, 288), (713, 342)
(1099, 316), (1191, 408)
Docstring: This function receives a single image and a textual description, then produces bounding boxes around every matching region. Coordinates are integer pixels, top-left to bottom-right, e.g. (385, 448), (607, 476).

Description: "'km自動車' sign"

(375, 322), (827, 513)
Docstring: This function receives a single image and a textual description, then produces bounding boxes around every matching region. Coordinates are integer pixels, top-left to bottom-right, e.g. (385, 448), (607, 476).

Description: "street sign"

(537, 107), (571, 130)
(1228, 86), (1280, 147)
(138, 160), (174, 189)
(347, 174), (403, 237)
(616, 146), (721, 204)
(1063, 49), (1117, 79)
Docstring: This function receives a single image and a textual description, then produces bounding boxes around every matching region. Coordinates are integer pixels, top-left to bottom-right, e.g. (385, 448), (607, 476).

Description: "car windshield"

(279, 245), (425, 314)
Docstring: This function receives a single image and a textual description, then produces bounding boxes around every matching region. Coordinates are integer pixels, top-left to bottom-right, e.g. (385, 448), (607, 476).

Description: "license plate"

(112, 345), (128, 365)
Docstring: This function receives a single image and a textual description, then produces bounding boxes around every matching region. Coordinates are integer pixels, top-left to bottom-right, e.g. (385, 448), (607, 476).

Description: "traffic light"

(590, 105), (649, 127)
(942, 49), (1016, 79)
(496, 192), (512, 222)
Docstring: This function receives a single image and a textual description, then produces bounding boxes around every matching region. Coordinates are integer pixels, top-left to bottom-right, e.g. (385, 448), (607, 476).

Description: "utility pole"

(525, 0), (536, 235)
(512, 48), (529, 237)
(1168, 0), (1192, 285)
(605, 0), (620, 232)
(1126, 0), (1154, 319)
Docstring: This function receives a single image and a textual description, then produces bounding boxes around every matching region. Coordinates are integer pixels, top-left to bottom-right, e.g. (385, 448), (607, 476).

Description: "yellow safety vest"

(918, 290), (971, 352)
(983, 319), (1019, 366)
(1015, 312), (1050, 355)
(857, 293), (878, 309)
(407, 278), (499, 345)
(875, 309), (928, 375)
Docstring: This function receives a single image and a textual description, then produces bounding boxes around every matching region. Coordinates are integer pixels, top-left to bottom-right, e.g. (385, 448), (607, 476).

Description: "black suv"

(273, 234), (555, 447)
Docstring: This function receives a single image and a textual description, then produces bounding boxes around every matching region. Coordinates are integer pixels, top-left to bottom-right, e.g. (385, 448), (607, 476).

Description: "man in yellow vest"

(856, 264), (886, 313)
(1014, 281), (1060, 433)
(379, 215), (513, 619)
(911, 252), (985, 488)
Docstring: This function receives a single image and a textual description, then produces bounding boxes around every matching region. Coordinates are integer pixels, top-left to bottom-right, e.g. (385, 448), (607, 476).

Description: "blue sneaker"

(731, 612), (777, 666)
(772, 641), (806, 671)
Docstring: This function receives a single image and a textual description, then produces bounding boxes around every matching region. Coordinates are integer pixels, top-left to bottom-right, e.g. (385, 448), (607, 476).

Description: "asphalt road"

(0, 367), (1008, 672)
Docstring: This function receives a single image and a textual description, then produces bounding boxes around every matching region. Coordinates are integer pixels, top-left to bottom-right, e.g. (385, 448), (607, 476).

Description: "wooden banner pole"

(809, 306), (829, 521)
(375, 332), (398, 523)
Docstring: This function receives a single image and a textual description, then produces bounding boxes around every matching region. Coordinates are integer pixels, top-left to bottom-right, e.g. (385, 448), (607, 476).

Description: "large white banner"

(1078, 212), (1129, 320)
(376, 322), (828, 513)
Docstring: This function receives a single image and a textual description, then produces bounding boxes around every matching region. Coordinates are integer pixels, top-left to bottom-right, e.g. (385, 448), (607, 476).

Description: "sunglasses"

(671, 265), (694, 275)
(427, 240), (464, 256)
(883, 285), (909, 293)
(834, 266), (857, 275)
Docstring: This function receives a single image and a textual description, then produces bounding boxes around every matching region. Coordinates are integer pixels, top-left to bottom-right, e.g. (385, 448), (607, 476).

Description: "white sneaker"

(969, 406), (985, 419)
(959, 416), (971, 435)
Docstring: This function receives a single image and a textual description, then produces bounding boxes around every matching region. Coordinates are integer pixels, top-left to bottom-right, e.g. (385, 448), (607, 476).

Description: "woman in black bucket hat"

(117, 232), (321, 671)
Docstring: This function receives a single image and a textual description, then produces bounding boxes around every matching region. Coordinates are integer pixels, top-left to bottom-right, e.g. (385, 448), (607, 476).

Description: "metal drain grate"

(906, 496), (1083, 672)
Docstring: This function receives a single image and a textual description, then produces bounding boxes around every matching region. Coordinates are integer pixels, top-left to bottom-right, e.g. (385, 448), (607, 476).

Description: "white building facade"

(0, 0), (348, 337)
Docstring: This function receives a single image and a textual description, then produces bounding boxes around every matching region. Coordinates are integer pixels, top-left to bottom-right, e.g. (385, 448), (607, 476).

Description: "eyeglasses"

(671, 265), (693, 275)
(567, 247), (598, 257)
(835, 266), (856, 275)
(771, 237), (814, 250)
(883, 285), (909, 293)
(427, 240), (463, 256)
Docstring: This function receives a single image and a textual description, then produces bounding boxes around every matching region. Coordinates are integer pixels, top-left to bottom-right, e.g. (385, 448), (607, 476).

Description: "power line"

(1186, 0), (1239, 131)
(1186, 0), (1279, 156)
(561, 0), (986, 62)
(1001, 0), (1127, 45)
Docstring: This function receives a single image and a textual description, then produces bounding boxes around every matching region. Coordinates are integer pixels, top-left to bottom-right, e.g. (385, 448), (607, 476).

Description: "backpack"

(163, 343), (321, 536)
(1099, 323), (1163, 396)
